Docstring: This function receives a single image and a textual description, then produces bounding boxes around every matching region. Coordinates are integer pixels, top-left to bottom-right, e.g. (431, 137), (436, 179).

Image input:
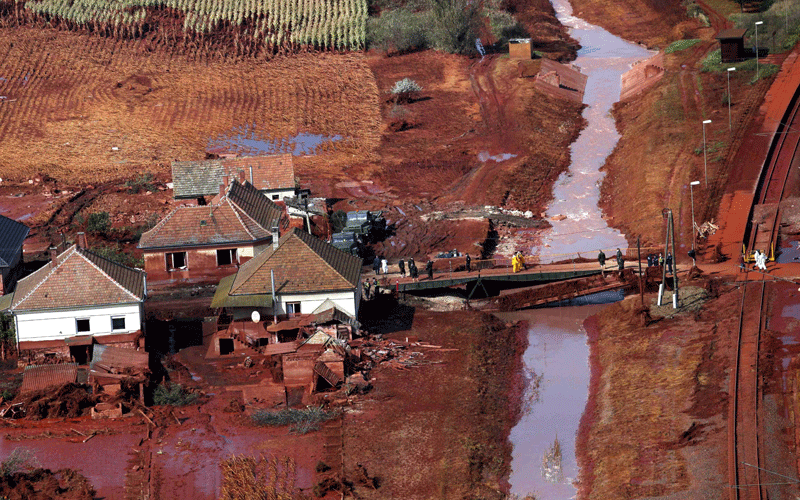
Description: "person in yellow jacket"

(512, 253), (519, 273)
(518, 252), (526, 270)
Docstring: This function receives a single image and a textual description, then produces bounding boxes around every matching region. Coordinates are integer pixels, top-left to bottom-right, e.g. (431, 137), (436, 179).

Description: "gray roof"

(0, 215), (29, 268)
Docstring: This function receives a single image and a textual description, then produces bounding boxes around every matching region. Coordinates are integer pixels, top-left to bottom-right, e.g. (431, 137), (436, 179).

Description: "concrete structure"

(211, 227), (363, 320)
(1, 237), (146, 364)
(172, 154), (298, 201)
(716, 29), (748, 63)
(509, 38), (533, 60)
(0, 215), (30, 295)
(620, 52), (665, 101)
(534, 59), (588, 102)
(139, 179), (287, 288)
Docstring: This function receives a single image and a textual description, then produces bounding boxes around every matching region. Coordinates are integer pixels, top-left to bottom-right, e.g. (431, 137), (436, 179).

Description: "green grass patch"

(701, 49), (779, 82)
(665, 39), (701, 54)
(251, 406), (337, 434)
(153, 382), (199, 407)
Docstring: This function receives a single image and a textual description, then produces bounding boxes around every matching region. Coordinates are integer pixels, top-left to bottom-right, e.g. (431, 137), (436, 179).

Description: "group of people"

(363, 277), (380, 300)
(372, 255), (389, 275)
(511, 252), (526, 273)
(645, 252), (673, 273)
(597, 249), (626, 271)
(397, 258), (420, 280)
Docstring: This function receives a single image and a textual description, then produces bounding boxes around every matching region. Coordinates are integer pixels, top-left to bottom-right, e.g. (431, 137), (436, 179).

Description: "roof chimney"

(220, 174), (229, 198)
(249, 165), (254, 185)
(271, 226), (280, 250)
(49, 246), (58, 268)
(77, 231), (87, 249)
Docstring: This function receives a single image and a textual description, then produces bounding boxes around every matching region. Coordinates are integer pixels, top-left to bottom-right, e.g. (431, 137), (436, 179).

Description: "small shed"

(509, 38), (533, 60)
(716, 29), (747, 63)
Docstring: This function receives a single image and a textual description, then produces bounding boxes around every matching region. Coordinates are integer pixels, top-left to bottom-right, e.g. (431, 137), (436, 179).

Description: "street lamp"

(727, 67), (736, 130)
(702, 119), (712, 187)
(755, 21), (764, 79)
(690, 181), (700, 266)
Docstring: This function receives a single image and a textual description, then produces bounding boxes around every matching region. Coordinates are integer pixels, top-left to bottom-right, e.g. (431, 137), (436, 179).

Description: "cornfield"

(3, 0), (367, 56)
(220, 454), (309, 500)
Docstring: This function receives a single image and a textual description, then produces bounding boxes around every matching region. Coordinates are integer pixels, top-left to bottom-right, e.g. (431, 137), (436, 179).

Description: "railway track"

(729, 66), (800, 500)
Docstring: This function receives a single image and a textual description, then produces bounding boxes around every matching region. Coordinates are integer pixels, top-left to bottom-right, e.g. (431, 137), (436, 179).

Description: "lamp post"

(727, 67), (736, 130)
(690, 181), (700, 266)
(755, 21), (764, 79)
(702, 119), (712, 187)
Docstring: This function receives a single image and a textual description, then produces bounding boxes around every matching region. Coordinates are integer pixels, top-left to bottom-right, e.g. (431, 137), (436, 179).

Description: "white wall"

(263, 188), (296, 202)
(15, 303), (143, 343)
(275, 290), (358, 318)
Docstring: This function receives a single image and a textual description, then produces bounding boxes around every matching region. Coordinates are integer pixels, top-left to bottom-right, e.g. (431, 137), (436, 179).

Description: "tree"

(0, 312), (15, 361)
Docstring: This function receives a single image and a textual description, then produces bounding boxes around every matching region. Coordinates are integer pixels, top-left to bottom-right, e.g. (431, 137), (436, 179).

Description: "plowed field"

(0, 27), (381, 184)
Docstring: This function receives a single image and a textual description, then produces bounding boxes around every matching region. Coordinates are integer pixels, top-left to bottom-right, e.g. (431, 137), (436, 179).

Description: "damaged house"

(212, 227), (362, 320)
(172, 154), (299, 203)
(138, 179), (288, 288)
(0, 234), (146, 365)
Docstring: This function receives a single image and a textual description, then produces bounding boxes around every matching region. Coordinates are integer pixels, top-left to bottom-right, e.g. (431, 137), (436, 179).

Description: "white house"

(211, 227), (362, 321)
(0, 234), (147, 364)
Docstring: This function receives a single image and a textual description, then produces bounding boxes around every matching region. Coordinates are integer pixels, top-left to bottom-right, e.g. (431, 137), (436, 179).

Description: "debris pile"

(351, 338), (448, 372)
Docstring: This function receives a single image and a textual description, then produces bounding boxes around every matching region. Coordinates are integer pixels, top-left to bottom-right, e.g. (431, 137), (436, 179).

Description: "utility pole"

(637, 236), (644, 307)
(657, 209), (679, 309)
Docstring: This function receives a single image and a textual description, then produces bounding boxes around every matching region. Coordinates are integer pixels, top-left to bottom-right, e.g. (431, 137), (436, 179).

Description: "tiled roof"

(172, 154), (295, 199)
(228, 228), (362, 296)
(20, 363), (78, 394)
(716, 28), (747, 39)
(0, 215), (29, 268)
(139, 181), (282, 250)
(11, 245), (146, 312)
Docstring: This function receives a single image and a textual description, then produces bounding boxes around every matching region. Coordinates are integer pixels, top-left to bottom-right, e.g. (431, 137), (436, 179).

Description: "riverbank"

(577, 286), (730, 499)
(345, 304), (529, 499)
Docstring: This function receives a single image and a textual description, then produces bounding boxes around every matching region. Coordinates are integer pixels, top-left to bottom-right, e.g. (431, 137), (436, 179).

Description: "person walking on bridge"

(465, 254), (471, 273)
(426, 260), (434, 280)
(398, 259), (406, 278)
(616, 251), (624, 271)
(666, 253), (673, 274)
(409, 259), (419, 281)
(598, 250), (606, 269)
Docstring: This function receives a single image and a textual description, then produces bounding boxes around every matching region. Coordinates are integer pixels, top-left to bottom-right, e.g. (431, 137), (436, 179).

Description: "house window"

(286, 302), (301, 317)
(217, 248), (237, 266)
(271, 194), (280, 200)
(76, 318), (90, 333)
(166, 252), (187, 270)
(111, 317), (126, 331)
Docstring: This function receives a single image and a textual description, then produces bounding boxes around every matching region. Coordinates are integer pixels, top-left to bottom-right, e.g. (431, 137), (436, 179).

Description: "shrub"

(485, 8), (527, 42)
(330, 210), (348, 233)
(427, 0), (482, 54)
(90, 244), (144, 268)
(390, 78), (423, 103)
(124, 173), (156, 194)
(153, 382), (199, 406)
(367, 8), (428, 53)
(0, 448), (39, 477)
(86, 211), (111, 234)
(251, 406), (337, 434)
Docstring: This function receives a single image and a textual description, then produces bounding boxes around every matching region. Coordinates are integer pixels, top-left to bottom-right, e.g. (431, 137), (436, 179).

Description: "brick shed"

(509, 38), (533, 60)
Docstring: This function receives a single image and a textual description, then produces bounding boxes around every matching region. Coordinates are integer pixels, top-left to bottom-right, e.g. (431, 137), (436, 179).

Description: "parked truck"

(342, 210), (386, 241)
(331, 232), (364, 257)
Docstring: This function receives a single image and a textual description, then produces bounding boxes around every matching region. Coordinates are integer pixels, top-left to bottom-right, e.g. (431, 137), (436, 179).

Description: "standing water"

(536, 0), (653, 257)
(507, 0), (652, 497)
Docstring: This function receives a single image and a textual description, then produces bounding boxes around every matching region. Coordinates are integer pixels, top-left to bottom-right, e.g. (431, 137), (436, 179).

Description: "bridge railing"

(429, 247), (666, 276)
